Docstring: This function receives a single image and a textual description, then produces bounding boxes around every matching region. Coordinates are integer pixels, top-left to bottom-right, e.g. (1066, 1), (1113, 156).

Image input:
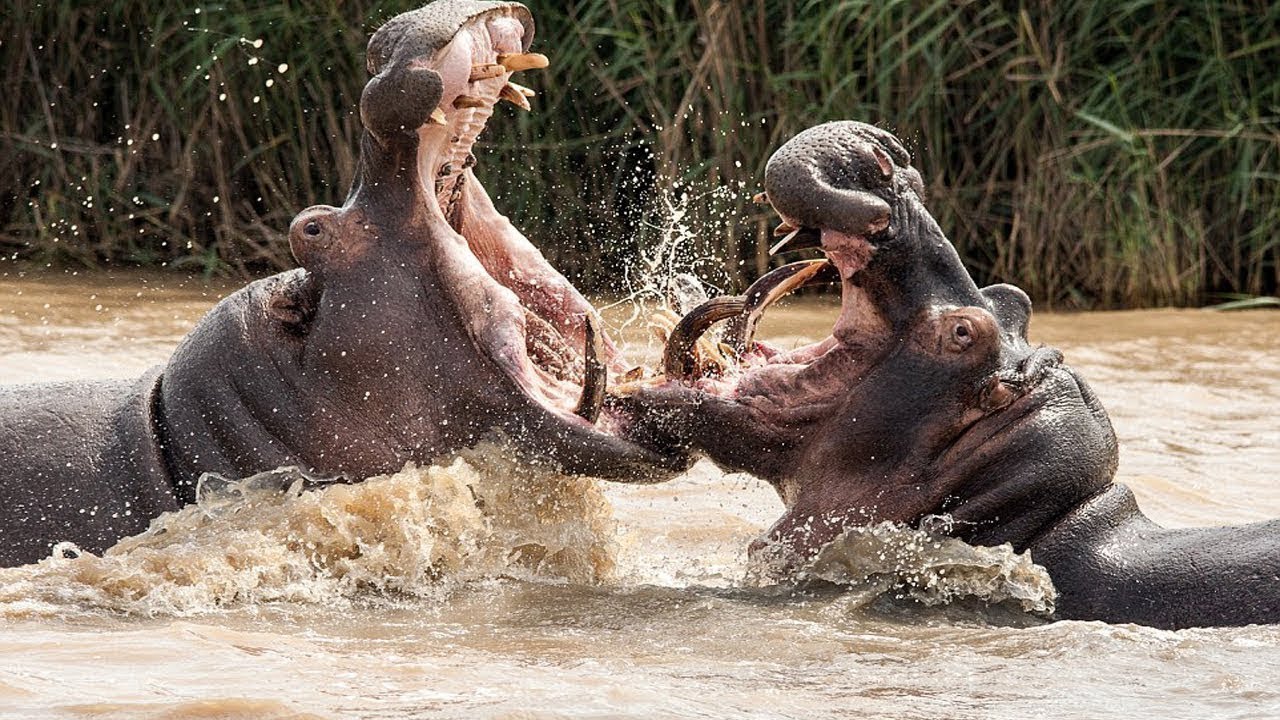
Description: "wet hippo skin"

(619, 121), (1280, 629)
(0, 1), (684, 568)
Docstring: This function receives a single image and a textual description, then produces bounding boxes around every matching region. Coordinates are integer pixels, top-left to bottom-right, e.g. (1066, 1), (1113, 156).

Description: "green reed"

(2, 0), (1277, 307)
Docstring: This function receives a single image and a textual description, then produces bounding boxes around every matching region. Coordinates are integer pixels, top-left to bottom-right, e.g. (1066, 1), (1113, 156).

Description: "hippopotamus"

(0, 0), (682, 568)
(618, 121), (1280, 630)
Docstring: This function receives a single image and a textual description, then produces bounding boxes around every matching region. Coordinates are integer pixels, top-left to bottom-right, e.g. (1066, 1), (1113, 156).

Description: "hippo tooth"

(768, 229), (800, 255)
(470, 63), (507, 82)
(773, 221), (798, 237)
(499, 83), (532, 111)
(428, 108), (448, 125)
(507, 81), (536, 97)
(752, 191), (770, 205)
(453, 94), (488, 109)
(497, 52), (549, 72)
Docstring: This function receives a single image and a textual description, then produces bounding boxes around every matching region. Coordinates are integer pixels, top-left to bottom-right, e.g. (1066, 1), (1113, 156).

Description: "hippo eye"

(304, 221), (321, 237)
(949, 320), (974, 351)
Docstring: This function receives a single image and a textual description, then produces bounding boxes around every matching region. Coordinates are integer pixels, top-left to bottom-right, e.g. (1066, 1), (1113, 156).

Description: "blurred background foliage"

(1, 0), (1277, 307)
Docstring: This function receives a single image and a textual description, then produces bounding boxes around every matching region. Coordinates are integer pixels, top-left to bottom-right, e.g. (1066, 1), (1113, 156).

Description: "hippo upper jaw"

(936, 363), (1120, 550)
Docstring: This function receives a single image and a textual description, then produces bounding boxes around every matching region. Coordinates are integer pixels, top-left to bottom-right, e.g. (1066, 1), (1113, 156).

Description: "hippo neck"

(348, 132), (430, 223)
(154, 275), (327, 504)
(1028, 483), (1280, 628)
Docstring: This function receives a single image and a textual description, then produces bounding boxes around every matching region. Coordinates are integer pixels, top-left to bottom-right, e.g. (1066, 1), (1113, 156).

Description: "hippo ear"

(265, 271), (320, 336)
(981, 284), (1032, 340)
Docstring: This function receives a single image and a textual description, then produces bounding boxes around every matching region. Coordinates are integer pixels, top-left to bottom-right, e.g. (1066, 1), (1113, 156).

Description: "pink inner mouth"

(666, 228), (886, 402)
(407, 11), (616, 423)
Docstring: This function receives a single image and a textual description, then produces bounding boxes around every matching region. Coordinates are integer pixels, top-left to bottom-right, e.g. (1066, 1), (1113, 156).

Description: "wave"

(0, 444), (616, 618)
(764, 516), (1057, 616)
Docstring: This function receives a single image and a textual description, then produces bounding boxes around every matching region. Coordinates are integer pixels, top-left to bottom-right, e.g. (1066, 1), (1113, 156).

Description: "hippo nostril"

(304, 221), (321, 237)
(1000, 347), (1066, 390)
(1018, 347), (1065, 378)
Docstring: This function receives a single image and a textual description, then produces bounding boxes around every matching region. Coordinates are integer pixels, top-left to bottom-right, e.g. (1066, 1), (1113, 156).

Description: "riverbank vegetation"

(2, 0), (1276, 307)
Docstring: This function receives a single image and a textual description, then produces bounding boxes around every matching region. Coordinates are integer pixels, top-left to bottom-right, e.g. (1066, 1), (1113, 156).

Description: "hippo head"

(617, 121), (1119, 570)
(159, 1), (684, 495)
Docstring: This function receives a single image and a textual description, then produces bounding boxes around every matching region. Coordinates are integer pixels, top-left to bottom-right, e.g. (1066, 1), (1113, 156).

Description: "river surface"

(0, 269), (1277, 719)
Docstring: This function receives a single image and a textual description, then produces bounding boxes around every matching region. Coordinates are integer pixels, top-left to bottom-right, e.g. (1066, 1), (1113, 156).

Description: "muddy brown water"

(0, 270), (1278, 719)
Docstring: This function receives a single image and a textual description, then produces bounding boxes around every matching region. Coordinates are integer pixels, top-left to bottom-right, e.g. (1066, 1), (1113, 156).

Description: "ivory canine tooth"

(499, 83), (532, 111)
(697, 336), (728, 372)
(470, 63), (506, 82)
(752, 191), (770, 205)
(497, 52), (549, 71)
(648, 310), (680, 345)
(453, 94), (488, 109)
(507, 81), (536, 97)
(769, 228), (801, 255)
(660, 297), (747, 380)
(773, 221), (798, 236)
(573, 313), (606, 423)
(428, 108), (448, 125)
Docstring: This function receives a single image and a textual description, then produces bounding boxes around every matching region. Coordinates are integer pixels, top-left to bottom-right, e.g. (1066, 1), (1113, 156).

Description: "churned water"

(0, 271), (1277, 719)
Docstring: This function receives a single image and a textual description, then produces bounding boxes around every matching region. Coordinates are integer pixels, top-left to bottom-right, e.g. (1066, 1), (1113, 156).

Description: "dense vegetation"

(2, 0), (1277, 307)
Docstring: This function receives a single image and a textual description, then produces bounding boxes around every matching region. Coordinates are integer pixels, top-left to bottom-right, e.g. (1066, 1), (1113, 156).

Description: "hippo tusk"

(752, 191), (770, 205)
(499, 82), (533, 111)
(428, 108), (448, 125)
(726, 259), (840, 353)
(661, 296), (748, 381)
(507, 81), (536, 97)
(470, 63), (507, 82)
(497, 52), (549, 71)
(574, 312), (607, 423)
(768, 226), (823, 256)
(453, 94), (488, 109)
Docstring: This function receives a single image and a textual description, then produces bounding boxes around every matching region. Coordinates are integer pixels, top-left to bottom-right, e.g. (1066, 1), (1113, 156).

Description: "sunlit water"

(1, 270), (1278, 719)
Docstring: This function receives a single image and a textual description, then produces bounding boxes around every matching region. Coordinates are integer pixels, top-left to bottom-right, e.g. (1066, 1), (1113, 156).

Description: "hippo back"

(0, 369), (179, 566)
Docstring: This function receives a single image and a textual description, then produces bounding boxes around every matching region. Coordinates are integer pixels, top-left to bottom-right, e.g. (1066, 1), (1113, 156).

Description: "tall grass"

(2, 0), (1277, 307)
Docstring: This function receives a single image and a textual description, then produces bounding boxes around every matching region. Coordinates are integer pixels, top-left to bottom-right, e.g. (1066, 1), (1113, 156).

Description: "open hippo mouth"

(615, 121), (1118, 567)
(365, 2), (609, 422)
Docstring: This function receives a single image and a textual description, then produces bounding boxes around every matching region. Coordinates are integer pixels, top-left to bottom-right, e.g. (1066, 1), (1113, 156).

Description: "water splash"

(0, 444), (615, 618)
(750, 516), (1057, 616)
(601, 178), (740, 361)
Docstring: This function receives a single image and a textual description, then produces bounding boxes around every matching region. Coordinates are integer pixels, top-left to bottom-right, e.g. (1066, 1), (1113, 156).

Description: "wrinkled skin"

(0, 0), (682, 568)
(619, 121), (1280, 629)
